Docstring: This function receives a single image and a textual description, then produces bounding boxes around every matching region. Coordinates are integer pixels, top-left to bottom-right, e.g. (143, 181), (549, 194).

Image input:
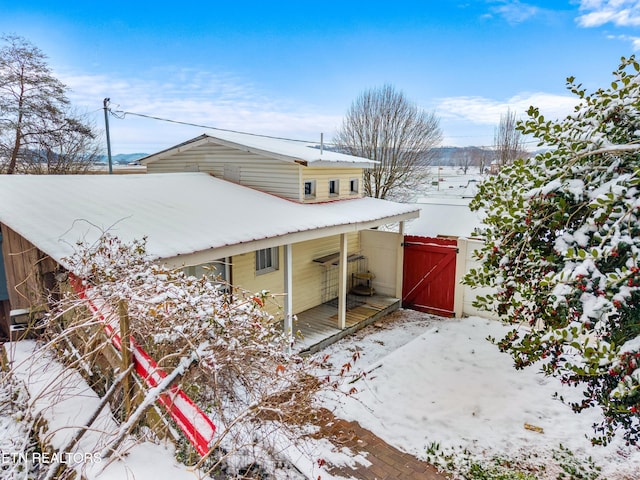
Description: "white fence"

(453, 237), (499, 320)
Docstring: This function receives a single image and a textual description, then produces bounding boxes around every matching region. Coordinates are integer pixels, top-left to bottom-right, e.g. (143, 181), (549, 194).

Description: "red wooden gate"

(402, 236), (458, 317)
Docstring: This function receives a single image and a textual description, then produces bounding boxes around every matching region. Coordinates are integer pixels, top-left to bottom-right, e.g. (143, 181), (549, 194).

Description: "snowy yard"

(2, 341), (200, 480)
(4, 309), (640, 479)
(316, 309), (640, 480)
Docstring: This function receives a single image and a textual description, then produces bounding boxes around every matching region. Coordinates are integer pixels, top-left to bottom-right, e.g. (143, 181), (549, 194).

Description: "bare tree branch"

(493, 108), (527, 167)
(334, 84), (442, 200)
(0, 35), (99, 174)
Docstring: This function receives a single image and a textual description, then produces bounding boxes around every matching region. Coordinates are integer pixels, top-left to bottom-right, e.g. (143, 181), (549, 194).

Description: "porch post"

(337, 233), (348, 329)
(283, 244), (293, 350)
(396, 221), (405, 305)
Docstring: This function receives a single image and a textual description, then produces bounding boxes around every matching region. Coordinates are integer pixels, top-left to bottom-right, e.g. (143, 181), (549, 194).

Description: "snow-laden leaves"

(464, 55), (640, 445)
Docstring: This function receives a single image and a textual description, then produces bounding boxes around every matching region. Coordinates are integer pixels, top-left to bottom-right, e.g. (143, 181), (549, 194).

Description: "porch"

(292, 294), (400, 354)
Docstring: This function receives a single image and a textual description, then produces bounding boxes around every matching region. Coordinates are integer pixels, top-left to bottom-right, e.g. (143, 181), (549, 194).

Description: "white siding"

(290, 233), (360, 313)
(229, 234), (360, 318)
(361, 230), (401, 297)
(146, 144), (302, 200)
(301, 168), (364, 203)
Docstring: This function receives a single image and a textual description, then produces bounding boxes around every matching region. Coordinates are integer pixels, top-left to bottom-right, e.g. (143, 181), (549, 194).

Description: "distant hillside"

(431, 147), (462, 166)
(316, 144), (492, 166)
(430, 146), (492, 166)
(96, 153), (149, 165)
(97, 147), (542, 167)
(430, 146), (549, 166)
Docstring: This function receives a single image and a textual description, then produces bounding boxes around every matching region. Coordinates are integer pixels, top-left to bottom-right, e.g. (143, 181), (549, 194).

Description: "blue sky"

(1, 1), (637, 153)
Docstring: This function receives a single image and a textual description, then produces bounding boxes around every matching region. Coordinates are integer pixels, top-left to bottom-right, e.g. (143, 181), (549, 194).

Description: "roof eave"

(305, 160), (377, 168)
(160, 208), (419, 268)
(140, 134), (377, 167)
(138, 134), (211, 165)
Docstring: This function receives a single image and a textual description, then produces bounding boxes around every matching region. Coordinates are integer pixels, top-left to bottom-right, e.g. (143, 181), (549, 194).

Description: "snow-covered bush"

(0, 372), (39, 479)
(45, 234), (346, 477)
(464, 56), (640, 445)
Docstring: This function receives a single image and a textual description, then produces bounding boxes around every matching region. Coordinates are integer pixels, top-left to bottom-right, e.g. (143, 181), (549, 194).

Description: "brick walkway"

(312, 409), (448, 480)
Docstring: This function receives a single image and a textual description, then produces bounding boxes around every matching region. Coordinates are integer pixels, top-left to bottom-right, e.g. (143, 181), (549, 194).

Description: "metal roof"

(138, 133), (378, 168)
(0, 173), (418, 268)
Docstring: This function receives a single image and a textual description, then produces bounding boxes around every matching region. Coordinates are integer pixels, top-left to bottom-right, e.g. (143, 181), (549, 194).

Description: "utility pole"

(103, 98), (113, 174)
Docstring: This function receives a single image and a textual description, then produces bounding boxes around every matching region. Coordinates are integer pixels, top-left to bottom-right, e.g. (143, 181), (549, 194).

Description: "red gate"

(402, 236), (458, 317)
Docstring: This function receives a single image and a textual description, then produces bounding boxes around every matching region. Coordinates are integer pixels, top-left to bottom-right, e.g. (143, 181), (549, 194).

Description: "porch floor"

(292, 294), (400, 354)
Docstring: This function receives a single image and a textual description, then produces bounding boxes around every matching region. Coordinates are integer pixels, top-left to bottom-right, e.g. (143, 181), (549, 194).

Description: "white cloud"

(56, 68), (581, 153)
(432, 92), (580, 148)
(576, 0), (640, 27)
(487, 0), (544, 24)
(435, 92), (578, 126)
(496, 1), (539, 23)
(57, 68), (342, 153)
(607, 33), (640, 49)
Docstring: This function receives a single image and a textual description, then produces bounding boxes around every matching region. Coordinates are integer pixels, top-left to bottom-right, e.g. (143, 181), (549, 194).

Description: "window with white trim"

(256, 247), (279, 275)
(349, 178), (359, 194)
(184, 259), (228, 282)
(304, 180), (316, 199)
(329, 179), (339, 196)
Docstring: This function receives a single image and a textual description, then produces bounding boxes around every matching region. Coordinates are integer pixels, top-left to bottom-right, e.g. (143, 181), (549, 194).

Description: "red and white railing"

(69, 274), (216, 456)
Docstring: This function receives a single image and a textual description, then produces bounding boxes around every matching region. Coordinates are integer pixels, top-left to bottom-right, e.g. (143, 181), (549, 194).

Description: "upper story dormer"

(139, 133), (376, 203)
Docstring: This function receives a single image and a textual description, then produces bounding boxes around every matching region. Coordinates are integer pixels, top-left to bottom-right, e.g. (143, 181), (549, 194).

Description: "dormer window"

(304, 180), (316, 199)
(349, 178), (359, 194)
(329, 179), (339, 197)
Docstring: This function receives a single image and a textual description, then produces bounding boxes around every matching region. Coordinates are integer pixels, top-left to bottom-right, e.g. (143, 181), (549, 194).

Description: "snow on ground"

(277, 435), (371, 480)
(3, 341), (199, 480)
(317, 310), (640, 479)
(410, 165), (483, 203)
(5, 309), (639, 479)
(406, 198), (484, 238)
(404, 166), (486, 238)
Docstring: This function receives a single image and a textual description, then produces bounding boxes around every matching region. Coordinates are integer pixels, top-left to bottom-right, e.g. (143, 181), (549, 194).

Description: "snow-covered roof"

(139, 133), (377, 168)
(0, 173), (418, 267)
(406, 197), (484, 238)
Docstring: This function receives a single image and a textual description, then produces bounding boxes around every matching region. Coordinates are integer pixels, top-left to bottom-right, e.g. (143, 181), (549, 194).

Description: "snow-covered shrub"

(46, 234), (346, 477)
(0, 372), (39, 479)
(426, 442), (602, 480)
(464, 56), (640, 445)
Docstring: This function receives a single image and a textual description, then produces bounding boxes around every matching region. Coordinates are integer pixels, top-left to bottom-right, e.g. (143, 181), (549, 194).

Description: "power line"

(109, 108), (323, 144)
(108, 106), (542, 150)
